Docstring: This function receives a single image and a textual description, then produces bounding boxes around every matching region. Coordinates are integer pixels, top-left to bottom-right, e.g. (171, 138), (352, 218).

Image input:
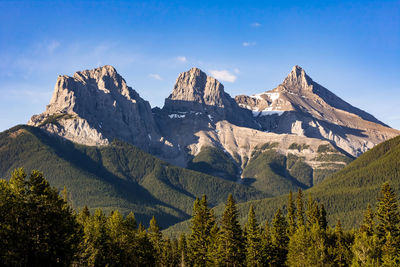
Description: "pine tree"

(271, 208), (289, 266)
(0, 169), (81, 266)
(359, 204), (374, 236)
(333, 220), (350, 267)
(178, 233), (188, 267)
(216, 194), (245, 266)
(148, 216), (163, 266)
(381, 232), (399, 266)
(296, 189), (305, 227)
(188, 195), (215, 266)
(136, 223), (156, 266)
(287, 191), (297, 236)
(318, 204), (327, 230)
(245, 205), (262, 266)
(261, 221), (274, 265)
(376, 182), (400, 245)
(206, 209), (220, 265)
(351, 232), (381, 266)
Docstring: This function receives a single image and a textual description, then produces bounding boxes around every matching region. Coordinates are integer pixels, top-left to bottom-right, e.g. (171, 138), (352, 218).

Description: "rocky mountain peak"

(165, 67), (225, 110)
(28, 65), (159, 148)
(281, 65), (314, 94)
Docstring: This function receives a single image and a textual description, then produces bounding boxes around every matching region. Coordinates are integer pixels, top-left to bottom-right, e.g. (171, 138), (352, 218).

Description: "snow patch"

(208, 114), (213, 121)
(168, 114), (186, 119)
(265, 92), (280, 101)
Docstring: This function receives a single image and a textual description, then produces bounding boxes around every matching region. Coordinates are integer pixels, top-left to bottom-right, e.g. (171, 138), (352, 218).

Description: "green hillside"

(165, 135), (400, 234)
(187, 146), (239, 181)
(0, 125), (267, 228)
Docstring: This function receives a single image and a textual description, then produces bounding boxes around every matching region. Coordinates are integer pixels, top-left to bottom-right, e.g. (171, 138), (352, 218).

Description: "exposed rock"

(28, 65), (160, 150)
(235, 65), (400, 156)
(163, 67), (256, 128)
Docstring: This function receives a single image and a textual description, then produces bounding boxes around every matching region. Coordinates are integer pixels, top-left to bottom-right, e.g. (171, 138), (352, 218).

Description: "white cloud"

(242, 42), (256, 47)
(251, 22), (261, 27)
(176, 56), (187, 63)
(47, 41), (60, 54)
(209, 70), (237, 83)
(149, 73), (162, 80)
(233, 68), (240, 74)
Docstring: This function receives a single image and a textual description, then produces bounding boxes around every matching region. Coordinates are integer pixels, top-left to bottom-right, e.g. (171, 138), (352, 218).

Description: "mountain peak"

(282, 65), (313, 91)
(164, 67), (225, 110)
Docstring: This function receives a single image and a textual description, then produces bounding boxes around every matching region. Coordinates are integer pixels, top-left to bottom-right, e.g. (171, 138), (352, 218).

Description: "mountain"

(165, 134), (400, 235)
(0, 125), (266, 228)
(235, 65), (399, 156)
(28, 65), (169, 154)
(26, 65), (398, 196)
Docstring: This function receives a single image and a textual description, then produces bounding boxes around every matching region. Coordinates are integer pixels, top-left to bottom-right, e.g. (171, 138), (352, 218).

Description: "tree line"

(1, 168), (400, 266)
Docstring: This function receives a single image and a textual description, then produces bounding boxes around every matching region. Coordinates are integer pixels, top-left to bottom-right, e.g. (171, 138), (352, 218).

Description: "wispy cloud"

(149, 73), (162, 80)
(47, 41), (60, 54)
(176, 56), (187, 63)
(233, 68), (240, 74)
(242, 42), (256, 47)
(209, 70), (237, 82)
(251, 22), (261, 27)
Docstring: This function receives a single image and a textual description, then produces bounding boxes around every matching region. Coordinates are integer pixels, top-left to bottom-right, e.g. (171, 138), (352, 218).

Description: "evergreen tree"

(381, 232), (399, 266)
(148, 216), (163, 266)
(206, 209), (220, 266)
(260, 221), (273, 266)
(318, 204), (328, 230)
(287, 191), (297, 236)
(333, 220), (352, 266)
(271, 208), (289, 266)
(245, 205), (262, 266)
(161, 237), (177, 267)
(216, 194), (245, 266)
(351, 232), (381, 266)
(178, 233), (188, 267)
(79, 209), (111, 266)
(188, 195), (215, 266)
(286, 225), (309, 266)
(0, 169), (81, 266)
(135, 223), (156, 266)
(376, 182), (400, 245)
(359, 204), (374, 236)
(296, 189), (305, 227)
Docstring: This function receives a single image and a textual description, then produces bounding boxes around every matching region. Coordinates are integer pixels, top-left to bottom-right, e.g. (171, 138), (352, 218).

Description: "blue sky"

(0, 0), (399, 131)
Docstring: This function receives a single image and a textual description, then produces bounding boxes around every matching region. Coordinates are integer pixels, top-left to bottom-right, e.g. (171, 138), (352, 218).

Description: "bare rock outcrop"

(235, 65), (400, 156)
(163, 67), (256, 127)
(28, 65), (160, 150)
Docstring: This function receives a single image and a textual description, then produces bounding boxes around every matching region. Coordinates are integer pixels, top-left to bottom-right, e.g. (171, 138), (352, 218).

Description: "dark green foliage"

(376, 182), (400, 244)
(0, 125), (266, 229)
(187, 146), (238, 181)
(0, 169), (81, 266)
(313, 153), (353, 163)
(317, 144), (336, 153)
(244, 205), (262, 266)
(287, 191), (297, 236)
(216, 194), (245, 266)
(187, 195), (215, 266)
(271, 208), (289, 266)
(37, 113), (74, 127)
(4, 170), (400, 267)
(243, 149), (305, 195)
(288, 143), (310, 151)
(289, 160), (313, 187)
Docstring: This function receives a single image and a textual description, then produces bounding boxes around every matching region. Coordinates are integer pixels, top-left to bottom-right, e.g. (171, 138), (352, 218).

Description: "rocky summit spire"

(164, 67), (226, 111)
(281, 65), (314, 93)
(29, 65), (159, 148)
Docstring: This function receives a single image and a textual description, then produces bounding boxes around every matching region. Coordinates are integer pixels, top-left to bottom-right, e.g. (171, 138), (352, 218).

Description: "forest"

(1, 168), (399, 266)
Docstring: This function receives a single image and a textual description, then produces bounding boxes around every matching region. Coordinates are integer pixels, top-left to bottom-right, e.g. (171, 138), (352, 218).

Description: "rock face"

(28, 65), (159, 150)
(235, 65), (399, 156)
(163, 67), (255, 127)
(28, 64), (400, 183)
